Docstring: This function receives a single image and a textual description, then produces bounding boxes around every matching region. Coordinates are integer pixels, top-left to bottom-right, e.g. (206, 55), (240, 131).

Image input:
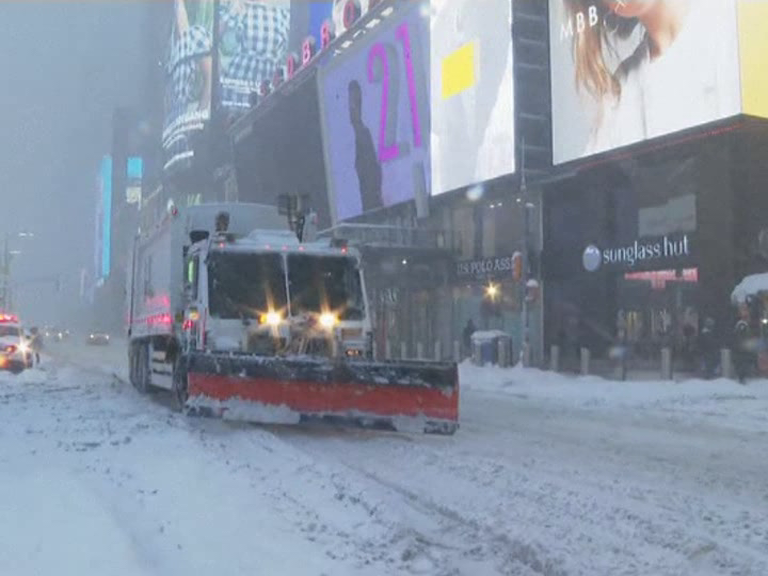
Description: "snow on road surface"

(0, 342), (766, 576)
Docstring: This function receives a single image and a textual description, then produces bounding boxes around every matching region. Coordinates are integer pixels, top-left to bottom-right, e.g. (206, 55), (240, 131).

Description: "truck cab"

(182, 228), (372, 360)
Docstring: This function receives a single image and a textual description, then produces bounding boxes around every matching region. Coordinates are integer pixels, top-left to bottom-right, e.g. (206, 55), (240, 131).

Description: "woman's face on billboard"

(601, 0), (659, 20)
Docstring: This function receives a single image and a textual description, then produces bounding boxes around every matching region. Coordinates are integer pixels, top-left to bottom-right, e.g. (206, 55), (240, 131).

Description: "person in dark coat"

(462, 319), (476, 359)
(733, 317), (752, 383)
(29, 327), (43, 365)
(698, 318), (717, 379)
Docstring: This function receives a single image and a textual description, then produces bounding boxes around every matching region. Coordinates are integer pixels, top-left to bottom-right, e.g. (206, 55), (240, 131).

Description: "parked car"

(0, 314), (32, 374)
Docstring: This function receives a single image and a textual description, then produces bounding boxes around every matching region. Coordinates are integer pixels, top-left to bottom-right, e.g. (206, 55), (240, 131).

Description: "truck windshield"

(208, 252), (287, 320)
(0, 326), (20, 337)
(287, 254), (365, 320)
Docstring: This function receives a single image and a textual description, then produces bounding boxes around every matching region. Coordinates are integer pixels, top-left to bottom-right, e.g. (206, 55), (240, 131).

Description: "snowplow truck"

(126, 203), (458, 434)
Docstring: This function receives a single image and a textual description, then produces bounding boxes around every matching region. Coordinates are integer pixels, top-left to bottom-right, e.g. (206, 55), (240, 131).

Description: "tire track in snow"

(247, 427), (568, 576)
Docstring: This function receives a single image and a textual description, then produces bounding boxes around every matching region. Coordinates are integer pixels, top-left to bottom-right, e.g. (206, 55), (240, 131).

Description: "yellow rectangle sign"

(739, 1), (768, 119)
(441, 41), (476, 100)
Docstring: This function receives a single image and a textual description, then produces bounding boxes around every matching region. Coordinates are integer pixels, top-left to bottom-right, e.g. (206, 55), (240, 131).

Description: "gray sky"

(0, 1), (145, 322)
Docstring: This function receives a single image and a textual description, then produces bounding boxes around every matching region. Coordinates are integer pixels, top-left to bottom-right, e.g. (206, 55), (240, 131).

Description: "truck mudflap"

(185, 352), (459, 435)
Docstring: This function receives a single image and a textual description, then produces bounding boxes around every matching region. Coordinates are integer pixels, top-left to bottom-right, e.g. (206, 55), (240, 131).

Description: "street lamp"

(2, 231), (35, 310)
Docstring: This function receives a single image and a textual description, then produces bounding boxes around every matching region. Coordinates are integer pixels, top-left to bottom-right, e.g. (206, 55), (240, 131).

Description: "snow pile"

(460, 361), (768, 432)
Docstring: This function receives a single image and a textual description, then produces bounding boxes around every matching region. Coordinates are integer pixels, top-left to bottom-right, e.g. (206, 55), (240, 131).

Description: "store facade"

(542, 120), (768, 370)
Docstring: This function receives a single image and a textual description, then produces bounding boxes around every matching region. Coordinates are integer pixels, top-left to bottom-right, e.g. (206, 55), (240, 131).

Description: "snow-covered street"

(1, 342), (767, 576)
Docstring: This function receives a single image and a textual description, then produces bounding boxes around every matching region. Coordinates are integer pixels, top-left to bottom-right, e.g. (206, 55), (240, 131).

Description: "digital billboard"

(549, 0), (742, 165)
(318, 1), (430, 223)
(100, 155), (113, 279)
(738, 0), (768, 119)
(430, 0), (515, 195)
(163, 0), (214, 169)
(126, 157), (143, 205)
(218, 0), (291, 109)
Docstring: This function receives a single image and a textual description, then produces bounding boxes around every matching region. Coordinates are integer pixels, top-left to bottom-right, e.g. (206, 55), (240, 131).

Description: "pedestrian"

(682, 321), (696, 372)
(29, 326), (42, 366)
(462, 318), (476, 360)
(698, 318), (717, 379)
(733, 317), (752, 384)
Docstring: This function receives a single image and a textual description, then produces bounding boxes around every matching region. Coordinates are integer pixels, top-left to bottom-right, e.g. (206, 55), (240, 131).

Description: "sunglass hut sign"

(583, 235), (690, 272)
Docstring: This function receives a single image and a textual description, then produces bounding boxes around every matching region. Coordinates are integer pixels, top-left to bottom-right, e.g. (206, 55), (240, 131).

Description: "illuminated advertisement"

(549, 0), (742, 165)
(218, 0), (291, 109)
(126, 157), (143, 205)
(163, 0), (214, 169)
(738, 0), (768, 119)
(430, 0), (515, 195)
(101, 155), (113, 279)
(318, 1), (430, 222)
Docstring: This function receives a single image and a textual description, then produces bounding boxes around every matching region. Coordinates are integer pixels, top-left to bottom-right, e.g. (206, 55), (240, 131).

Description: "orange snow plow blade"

(185, 353), (459, 434)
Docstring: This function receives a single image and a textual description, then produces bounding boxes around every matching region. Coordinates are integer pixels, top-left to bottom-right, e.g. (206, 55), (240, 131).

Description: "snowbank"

(459, 361), (768, 432)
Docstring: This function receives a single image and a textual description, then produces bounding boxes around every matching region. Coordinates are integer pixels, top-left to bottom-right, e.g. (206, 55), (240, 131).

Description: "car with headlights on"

(87, 332), (110, 346)
(0, 314), (32, 374)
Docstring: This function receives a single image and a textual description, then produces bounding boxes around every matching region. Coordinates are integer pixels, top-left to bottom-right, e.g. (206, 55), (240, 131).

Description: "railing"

(318, 223), (458, 252)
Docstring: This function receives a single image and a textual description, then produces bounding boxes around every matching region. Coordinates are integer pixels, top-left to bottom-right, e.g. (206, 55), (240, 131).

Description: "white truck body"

(127, 203), (286, 341)
(126, 202), (374, 392)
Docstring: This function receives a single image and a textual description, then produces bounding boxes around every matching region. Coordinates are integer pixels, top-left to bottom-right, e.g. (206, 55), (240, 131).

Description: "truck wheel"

(135, 344), (150, 394)
(172, 355), (188, 411)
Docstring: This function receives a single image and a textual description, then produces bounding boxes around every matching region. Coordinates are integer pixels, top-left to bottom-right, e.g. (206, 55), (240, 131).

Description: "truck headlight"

(319, 313), (338, 330)
(260, 311), (282, 327)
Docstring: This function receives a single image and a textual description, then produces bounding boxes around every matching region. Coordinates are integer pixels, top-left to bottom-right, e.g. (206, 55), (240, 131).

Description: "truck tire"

(128, 344), (137, 388)
(135, 343), (150, 394)
(172, 354), (188, 412)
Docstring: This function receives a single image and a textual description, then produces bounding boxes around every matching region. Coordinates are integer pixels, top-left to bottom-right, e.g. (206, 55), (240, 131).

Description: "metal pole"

(520, 140), (531, 366)
(1, 233), (8, 310)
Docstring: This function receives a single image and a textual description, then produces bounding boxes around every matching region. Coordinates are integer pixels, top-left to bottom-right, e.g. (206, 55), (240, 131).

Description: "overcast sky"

(0, 2), (145, 322)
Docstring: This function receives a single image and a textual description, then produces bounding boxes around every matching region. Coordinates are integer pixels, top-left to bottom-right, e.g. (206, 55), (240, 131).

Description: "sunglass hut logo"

(583, 235), (690, 272)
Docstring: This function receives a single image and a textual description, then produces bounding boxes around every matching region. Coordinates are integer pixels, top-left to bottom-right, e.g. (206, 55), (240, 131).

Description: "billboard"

(430, 0), (515, 195)
(163, 0), (214, 169)
(100, 155), (113, 279)
(218, 0), (291, 109)
(549, 0), (742, 165)
(318, 1), (430, 222)
(126, 157), (143, 205)
(738, 0), (768, 119)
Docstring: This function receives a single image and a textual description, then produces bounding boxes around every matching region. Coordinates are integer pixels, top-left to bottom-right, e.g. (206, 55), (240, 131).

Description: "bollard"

(498, 339), (508, 368)
(521, 341), (531, 367)
(550, 345), (560, 372)
(721, 348), (732, 379)
(434, 341), (441, 361)
(453, 340), (461, 363)
(661, 347), (673, 380)
(385, 339), (392, 360)
(580, 347), (590, 376)
(400, 341), (407, 360)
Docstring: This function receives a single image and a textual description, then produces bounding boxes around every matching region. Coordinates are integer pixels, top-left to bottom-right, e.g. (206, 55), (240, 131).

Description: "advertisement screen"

(100, 156), (112, 279)
(549, 0), (742, 165)
(163, 0), (214, 169)
(318, 2), (430, 223)
(218, 0), (291, 110)
(126, 157), (143, 205)
(430, 0), (515, 195)
(739, 0), (768, 119)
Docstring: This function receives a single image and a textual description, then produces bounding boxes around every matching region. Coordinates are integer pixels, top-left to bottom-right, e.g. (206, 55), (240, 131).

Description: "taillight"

(4, 345), (17, 354)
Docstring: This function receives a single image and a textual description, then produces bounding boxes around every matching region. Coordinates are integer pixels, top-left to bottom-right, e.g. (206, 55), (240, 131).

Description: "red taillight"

(4, 345), (17, 354)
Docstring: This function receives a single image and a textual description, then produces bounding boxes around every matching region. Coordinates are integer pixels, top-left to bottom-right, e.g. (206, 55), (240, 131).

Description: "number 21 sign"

(319, 3), (430, 222)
